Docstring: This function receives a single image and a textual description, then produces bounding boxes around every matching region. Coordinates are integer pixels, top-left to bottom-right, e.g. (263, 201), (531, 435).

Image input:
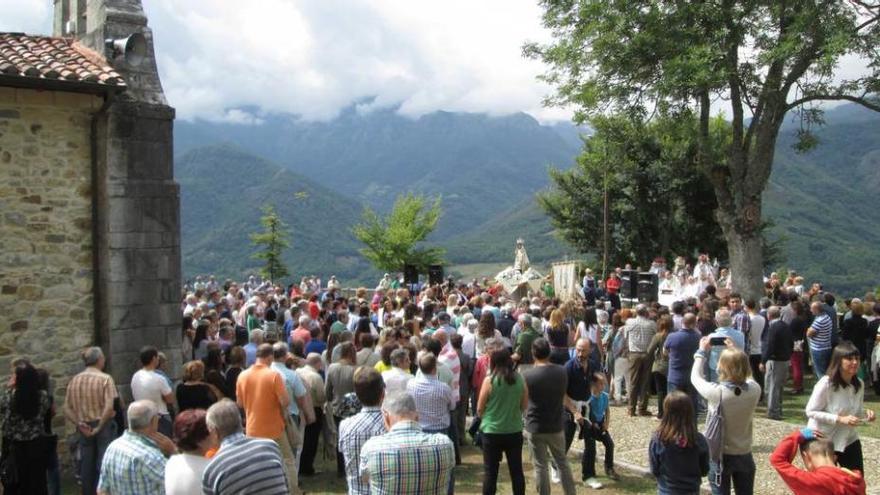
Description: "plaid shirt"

(338, 406), (386, 495)
(407, 374), (453, 430)
(625, 316), (657, 353)
(359, 420), (455, 495)
(98, 430), (166, 495)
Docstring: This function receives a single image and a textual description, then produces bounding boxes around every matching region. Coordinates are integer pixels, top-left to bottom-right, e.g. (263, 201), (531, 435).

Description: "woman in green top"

(477, 348), (529, 495)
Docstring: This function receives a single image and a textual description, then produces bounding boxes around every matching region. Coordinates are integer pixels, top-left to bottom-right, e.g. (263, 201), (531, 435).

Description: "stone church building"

(0, 0), (181, 410)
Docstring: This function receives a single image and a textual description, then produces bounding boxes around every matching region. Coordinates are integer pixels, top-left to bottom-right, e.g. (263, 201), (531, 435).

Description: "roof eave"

(0, 74), (127, 96)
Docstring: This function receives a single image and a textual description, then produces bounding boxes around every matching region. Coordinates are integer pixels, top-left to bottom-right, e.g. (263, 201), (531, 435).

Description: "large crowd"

(1, 261), (879, 495)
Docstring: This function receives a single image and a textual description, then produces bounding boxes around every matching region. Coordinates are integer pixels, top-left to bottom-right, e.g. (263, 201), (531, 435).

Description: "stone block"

(0, 87), (16, 104)
(15, 89), (54, 106)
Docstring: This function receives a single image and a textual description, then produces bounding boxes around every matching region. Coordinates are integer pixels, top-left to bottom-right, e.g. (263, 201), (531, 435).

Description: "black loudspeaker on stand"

(619, 269), (638, 299)
(637, 272), (659, 303)
(428, 265), (444, 286)
(404, 265), (419, 285)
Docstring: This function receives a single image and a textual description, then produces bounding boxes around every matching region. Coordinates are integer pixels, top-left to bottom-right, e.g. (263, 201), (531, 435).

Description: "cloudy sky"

(2, 0), (572, 123)
(2, 1), (869, 125)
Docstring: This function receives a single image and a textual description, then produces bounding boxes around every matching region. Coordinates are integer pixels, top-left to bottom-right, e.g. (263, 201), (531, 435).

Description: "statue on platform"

(495, 239), (543, 301)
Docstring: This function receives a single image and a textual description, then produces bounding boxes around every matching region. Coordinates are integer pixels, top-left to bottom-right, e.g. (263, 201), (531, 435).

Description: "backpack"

(704, 387), (725, 487)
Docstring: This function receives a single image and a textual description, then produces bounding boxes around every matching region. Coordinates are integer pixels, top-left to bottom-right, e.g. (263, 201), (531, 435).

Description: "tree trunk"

(717, 204), (765, 302)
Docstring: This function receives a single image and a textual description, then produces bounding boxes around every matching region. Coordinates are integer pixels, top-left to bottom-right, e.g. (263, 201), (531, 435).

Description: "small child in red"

(770, 428), (865, 495)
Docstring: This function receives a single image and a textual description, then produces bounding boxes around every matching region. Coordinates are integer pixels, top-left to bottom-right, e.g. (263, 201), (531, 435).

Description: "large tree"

(538, 112), (727, 270)
(250, 204), (290, 282)
(352, 193), (445, 273)
(526, 0), (880, 299)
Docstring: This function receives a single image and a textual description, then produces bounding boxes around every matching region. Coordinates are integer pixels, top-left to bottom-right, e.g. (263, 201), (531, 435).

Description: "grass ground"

(300, 443), (657, 495)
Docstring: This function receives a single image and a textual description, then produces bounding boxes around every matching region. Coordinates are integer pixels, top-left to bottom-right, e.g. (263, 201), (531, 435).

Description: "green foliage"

(537, 112), (726, 268)
(527, 0), (880, 298)
(250, 204), (291, 282)
(352, 193), (445, 273)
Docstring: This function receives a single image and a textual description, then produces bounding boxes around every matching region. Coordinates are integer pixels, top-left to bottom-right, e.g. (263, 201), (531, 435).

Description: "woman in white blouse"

(165, 409), (216, 495)
(806, 341), (876, 472)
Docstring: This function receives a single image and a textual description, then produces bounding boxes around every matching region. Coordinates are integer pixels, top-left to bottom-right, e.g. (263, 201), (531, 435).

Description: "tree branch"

(785, 93), (880, 112)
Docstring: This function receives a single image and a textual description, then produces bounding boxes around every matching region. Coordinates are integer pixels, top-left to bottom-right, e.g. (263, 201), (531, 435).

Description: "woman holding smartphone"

(805, 341), (876, 472)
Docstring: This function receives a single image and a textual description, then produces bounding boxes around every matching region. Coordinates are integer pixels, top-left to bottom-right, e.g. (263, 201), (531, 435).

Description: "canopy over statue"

(495, 239), (543, 298)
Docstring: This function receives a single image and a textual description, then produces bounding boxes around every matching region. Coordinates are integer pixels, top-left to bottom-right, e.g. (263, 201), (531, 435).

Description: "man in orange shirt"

(236, 343), (297, 493)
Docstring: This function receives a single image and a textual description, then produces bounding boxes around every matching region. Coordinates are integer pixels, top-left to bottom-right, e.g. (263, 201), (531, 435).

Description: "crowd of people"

(1, 261), (878, 495)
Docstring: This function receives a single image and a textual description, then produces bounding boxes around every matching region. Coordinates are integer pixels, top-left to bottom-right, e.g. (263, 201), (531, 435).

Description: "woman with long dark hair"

(806, 341), (876, 472)
(0, 362), (51, 495)
(477, 348), (528, 495)
(649, 391), (709, 494)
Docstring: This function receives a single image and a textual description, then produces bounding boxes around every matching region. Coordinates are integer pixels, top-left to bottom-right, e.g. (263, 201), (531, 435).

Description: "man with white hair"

(706, 308), (745, 381)
(64, 347), (118, 495)
(624, 304), (656, 416)
(97, 401), (172, 495)
(202, 399), (288, 495)
(382, 348), (414, 395)
(359, 392), (455, 495)
(297, 353), (326, 477)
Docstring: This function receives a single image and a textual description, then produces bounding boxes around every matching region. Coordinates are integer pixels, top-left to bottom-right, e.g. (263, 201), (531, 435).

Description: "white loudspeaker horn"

(105, 33), (147, 67)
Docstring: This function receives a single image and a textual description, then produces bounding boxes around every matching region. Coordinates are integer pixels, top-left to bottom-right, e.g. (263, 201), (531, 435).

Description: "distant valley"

(175, 104), (880, 295)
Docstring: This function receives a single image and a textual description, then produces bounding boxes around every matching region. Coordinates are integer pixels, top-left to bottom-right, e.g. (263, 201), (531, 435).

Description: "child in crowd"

(649, 391), (709, 495)
(770, 428), (866, 495)
(583, 373), (618, 489)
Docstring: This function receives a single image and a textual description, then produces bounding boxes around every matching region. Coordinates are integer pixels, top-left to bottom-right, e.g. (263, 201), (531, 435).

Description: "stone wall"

(0, 87), (101, 405)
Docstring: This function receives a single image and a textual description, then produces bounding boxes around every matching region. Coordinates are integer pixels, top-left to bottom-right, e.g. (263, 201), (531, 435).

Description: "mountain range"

(175, 104), (880, 295)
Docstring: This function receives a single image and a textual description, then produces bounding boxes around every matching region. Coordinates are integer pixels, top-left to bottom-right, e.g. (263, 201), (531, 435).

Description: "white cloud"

(3, 1), (870, 125)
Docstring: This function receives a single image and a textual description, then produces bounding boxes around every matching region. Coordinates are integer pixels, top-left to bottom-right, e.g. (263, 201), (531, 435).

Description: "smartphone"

(709, 337), (727, 346)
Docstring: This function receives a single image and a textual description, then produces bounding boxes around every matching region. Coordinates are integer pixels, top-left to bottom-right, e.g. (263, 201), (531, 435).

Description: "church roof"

(0, 33), (125, 93)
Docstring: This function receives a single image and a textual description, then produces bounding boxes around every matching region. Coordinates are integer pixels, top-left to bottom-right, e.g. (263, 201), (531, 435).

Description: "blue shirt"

(664, 329), (701, 386)
(707, 327), (745, 372)
(270, 362), (307, 416)
(588, 391), (609, 424)
(305, 339), (327, 356)
(243, 343), (257, 367)
(565, 355), (599, 402)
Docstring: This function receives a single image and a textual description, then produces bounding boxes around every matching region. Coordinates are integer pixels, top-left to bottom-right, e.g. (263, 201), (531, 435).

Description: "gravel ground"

(593, 403), (880, 494)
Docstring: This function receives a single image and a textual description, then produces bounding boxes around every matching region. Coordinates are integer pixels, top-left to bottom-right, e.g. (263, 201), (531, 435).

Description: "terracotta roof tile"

(0, 32), (125, 90)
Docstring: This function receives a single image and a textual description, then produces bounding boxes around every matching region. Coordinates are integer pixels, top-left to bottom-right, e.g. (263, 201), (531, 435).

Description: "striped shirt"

(809, 313), (833, 351)
(407, 375), (454, 430)
(98, 431), (166, 495)
(338, 406), (386, 495)
(63, 367), (117, 423)
(359, 420), (455, 495)
(202, 432), (288, 495)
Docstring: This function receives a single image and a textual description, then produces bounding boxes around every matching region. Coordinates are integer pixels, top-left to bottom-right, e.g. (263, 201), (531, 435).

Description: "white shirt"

(748, 313), (766, 355)
(165, 453), (209, 495)
(382, 368), (413, 396)
(131, 369), (172, 415)
(806, 375), (865, 451)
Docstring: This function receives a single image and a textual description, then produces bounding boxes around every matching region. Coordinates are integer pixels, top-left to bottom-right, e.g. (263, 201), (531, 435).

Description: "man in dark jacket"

(761, 306), (793, 420)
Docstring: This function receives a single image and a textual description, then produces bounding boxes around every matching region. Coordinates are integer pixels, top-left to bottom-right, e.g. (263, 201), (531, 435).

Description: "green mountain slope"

(175, 105), (880, 295)
(175, 107), (583, 238)
(178, 144), (379, 282)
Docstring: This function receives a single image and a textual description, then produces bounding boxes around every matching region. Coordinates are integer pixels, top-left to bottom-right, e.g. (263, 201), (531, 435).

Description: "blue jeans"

(708, 453), (755, 495)
(667, 381), (700, 423)
(79, 421), (117, 495)
(811, 348), (833, 379)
